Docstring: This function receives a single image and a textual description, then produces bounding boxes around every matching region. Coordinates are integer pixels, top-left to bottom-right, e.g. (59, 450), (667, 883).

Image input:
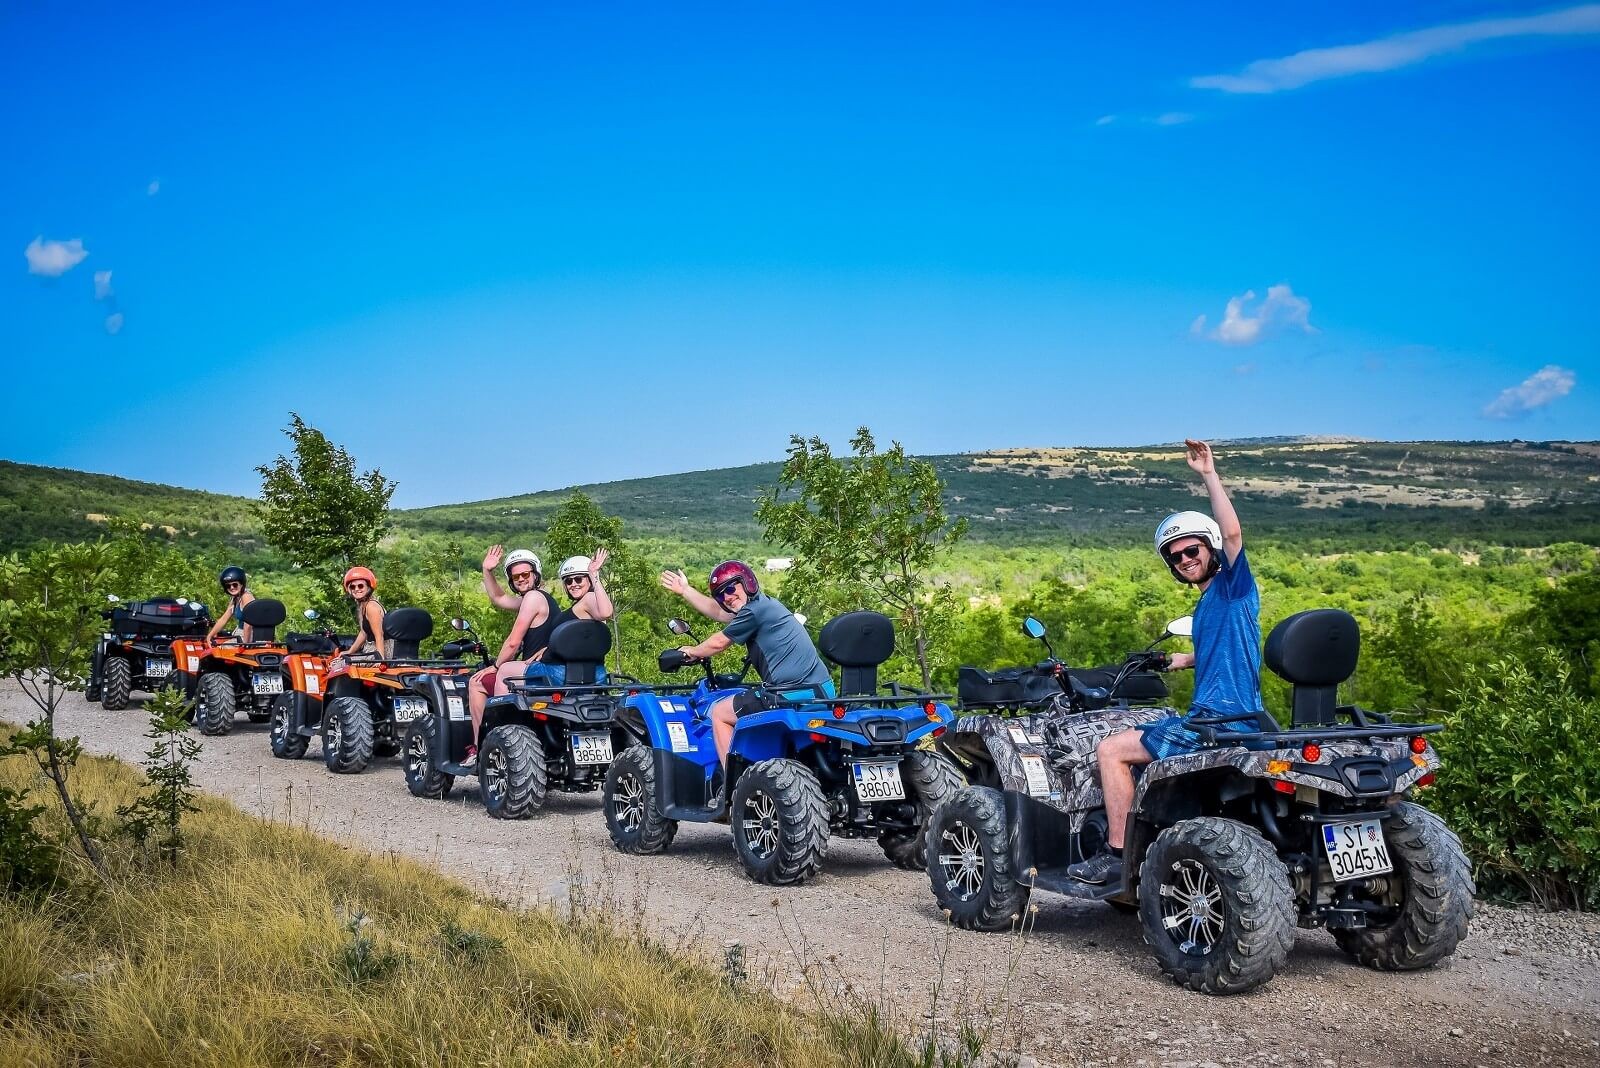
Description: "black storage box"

(111, 598), (212, 639)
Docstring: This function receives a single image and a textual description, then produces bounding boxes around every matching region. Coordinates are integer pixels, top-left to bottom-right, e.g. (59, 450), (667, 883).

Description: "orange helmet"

(342, 566), (377, 594)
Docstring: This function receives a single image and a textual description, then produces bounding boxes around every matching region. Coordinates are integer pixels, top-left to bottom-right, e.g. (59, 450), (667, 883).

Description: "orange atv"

(318, 608), (479, 774)
(266, 611), (356, 761)
(169, 598), (290, 735)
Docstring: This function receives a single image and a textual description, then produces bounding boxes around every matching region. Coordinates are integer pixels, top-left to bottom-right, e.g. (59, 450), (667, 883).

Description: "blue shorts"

(1138, 712), (1263, 761)
(519, 662), (608, 687)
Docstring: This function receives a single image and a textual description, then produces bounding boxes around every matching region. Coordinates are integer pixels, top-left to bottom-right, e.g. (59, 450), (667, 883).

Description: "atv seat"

(285, 632), (337, 656)
(241, 599), (287, 642)
(819, 611), (894, 696)
(383, 608), (434, 659)
(545, 619), (611, 686)
(1265, 609), (1359, 727)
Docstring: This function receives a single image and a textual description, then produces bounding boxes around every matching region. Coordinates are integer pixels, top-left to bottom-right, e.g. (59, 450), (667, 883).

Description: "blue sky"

(3, 1), (1596, 506)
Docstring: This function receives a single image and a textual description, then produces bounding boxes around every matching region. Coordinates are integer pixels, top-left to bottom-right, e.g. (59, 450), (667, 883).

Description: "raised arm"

(1186, 439), (1243, 563)
(659, 568), (733, 624)
(578, 547), (614, 622)
(481, 545), (521, 611)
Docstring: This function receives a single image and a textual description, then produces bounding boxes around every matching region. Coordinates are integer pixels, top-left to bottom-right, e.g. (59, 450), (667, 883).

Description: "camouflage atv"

(930, 608), (1473, 995)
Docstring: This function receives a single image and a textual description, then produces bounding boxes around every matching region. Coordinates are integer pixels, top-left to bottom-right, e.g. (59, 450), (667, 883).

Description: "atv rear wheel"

(730, 758), (829, 886)
(403, 717), (454, 800)
(1332, 802), (1474, 971)
(880, 750), (966, 870)
(195, 672), (236, 735)
(268, 694), (308, 759)
(100, 657), (133, 712)
(1138, 817), (1295, 995)
(322, 696), (375, 773)
(479, 724), (546, 819)
(604, 744), (677, 854)
(928, 786), (1028, 931)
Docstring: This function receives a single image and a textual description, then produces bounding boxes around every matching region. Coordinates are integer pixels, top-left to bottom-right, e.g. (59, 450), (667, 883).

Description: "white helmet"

(503, 549), (541, 582)
(1154, 511), (1222, 555)
(557, 555), (592, 581)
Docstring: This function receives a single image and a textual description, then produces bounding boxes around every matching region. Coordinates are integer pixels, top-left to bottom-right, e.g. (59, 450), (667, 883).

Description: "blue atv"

(601, 610), (966, 885)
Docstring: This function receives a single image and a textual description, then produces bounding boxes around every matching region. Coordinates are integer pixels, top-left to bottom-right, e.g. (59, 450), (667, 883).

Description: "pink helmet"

(708, 560), (760, 599)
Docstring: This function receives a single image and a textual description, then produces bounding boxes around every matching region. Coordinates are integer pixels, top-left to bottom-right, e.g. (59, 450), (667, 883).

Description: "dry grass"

(0, 746), (975, 1068)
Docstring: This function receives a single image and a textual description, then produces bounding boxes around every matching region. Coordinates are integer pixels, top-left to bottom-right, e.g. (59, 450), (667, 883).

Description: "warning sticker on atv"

(1020, 754), (1052, 798)
(666, 721), (691, 753)
(1322, 818), (1393, 881)
(446, 696), (465, 720)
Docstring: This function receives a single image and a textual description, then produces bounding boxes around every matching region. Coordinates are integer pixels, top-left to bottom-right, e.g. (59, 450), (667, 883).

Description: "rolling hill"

(4, 438), (1599, 555)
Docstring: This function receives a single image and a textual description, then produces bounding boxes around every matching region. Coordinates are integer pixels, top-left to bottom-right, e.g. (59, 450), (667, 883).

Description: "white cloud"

(104, 312), (125, 335)
(1483, 364), (1576, 418)
(1192, 4), (1600, 94)
(1196, 284), (1314, 346)
(25, 236), (88, 277)
(1095, 114), (1118, 126)
(1154, 112), (1193, 125)
(94, 270), (114, 300)
(147, 179), (161, 196)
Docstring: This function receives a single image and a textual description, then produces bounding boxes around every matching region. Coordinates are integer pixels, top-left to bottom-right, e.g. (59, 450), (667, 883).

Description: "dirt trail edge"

(9, 683), (1598, 1068)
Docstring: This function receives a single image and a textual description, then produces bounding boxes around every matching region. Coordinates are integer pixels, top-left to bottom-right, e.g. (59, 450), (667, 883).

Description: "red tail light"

(1410, 736), (1427, 754)
(809, 732), (827, 743)
(1417, 772), (1436, 788)
(923, 701), (936, 715)
(1301, 743), (1322, 763)
(833, 705), (846, 719)
(1272, 779), (1295, 794)
(550, 691), (563, 704)
(931, 726), (946, 739)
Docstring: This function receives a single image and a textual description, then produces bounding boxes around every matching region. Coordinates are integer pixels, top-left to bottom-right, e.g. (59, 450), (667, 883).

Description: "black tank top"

(518, 591), (561, 660)
(358, 599), (385, 650)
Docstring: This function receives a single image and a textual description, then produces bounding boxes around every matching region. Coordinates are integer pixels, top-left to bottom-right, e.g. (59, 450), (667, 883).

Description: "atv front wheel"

(928, 786), (1028, 931)
(195, 672), (236, 735)
(100, 657), (133, 712)
(403, 718), (454, 800)
(1138, 817), (1295, 995)
(479, 724), (547, 819)
(730, 758), (829, 886)
(880, 750), (966, 870)
(1332, 802), (1474, 971)
(322, 696), (375, 773)
(268, 694), (308, 759)
(604, 744), (677, 854)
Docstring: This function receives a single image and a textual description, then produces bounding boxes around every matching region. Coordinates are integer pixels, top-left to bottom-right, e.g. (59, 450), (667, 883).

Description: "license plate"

(145, 658), (172, 678)
(570, 732), (614, 766)
(392, 695), (429, 723)
(251, 672), (283, 695)
(1322, 818), (1393, 881)
(852, 761), (906, 802)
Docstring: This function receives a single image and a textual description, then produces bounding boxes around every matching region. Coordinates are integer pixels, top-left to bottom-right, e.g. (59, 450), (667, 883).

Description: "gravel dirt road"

(9, 682), (1599, 1068)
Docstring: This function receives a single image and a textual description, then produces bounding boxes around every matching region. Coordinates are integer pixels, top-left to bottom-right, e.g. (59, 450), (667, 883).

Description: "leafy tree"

(0, 543), (113, 876)
(1511, 569), (1600, 696)
(544, 492), (668, 674)
(255, 414), (395, 610)
(756, 427), (968, 690)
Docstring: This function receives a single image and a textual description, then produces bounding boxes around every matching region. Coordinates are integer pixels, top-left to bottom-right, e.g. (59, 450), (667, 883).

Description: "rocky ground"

(7, 682), (1599, 1068)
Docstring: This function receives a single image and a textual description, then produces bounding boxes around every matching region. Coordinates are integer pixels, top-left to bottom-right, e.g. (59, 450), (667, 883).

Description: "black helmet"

(219, 565), (247, 591)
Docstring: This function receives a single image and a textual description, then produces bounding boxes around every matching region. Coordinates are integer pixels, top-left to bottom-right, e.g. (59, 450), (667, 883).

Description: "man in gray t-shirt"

(660, 561), (833, 770)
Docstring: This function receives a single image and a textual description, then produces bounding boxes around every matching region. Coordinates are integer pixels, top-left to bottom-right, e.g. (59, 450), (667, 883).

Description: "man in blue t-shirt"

(1068, 439), (1263, 885)
(659, 560), (834, 771)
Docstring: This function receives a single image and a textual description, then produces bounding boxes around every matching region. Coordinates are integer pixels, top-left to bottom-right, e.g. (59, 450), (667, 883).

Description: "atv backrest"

(819, 611), (894, 696)
(1265, 608), (1360, 727)
(546, 619), (612, 686)
(241, 598), (287, 642)
(383, 607), (434, 659)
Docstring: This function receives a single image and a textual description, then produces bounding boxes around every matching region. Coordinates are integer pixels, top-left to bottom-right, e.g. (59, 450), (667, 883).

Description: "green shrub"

(1429, 651), (1600, 909)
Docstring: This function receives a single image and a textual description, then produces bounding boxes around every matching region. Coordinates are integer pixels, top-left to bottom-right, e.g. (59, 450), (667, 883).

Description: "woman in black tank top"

(518, 549), (617, 685)
(340, 566), (386, 658)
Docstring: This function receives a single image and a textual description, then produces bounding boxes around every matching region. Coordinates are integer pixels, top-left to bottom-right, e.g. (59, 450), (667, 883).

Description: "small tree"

(256, 414), (395, 610)
(543, 492), (661, 672)
(0, 544), (113, 876)
(756, 427), (968, 690)
(117, 687), (203, 865)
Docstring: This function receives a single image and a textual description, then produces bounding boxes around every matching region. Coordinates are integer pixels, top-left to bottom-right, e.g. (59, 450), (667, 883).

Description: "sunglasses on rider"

(508, 568), (535, 583)
(346, 580), (370, 591)
(714, 581), (743, 603)
(562, 574), (589, 586)
(1163, 544), (1206, 564)
(225, 581), (243, 589)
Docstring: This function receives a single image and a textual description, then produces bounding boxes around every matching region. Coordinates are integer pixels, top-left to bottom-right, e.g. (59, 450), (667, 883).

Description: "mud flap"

(1007, 791), (1112, 901)
(656, 749), (719, 820)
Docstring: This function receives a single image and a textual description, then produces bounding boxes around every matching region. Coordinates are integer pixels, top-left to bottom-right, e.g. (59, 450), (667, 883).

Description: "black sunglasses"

(714, 582), (743, 602)
(1164, 544), (1205, 564)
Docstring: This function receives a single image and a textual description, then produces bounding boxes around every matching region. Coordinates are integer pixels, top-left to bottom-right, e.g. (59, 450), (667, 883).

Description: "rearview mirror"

(667, 617), (691, 636)
(1166, 616), (1194, 639)
(450, 617), (473, 631)
(1022, 616), (1046, 640)
(303, 609), (319, 621)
